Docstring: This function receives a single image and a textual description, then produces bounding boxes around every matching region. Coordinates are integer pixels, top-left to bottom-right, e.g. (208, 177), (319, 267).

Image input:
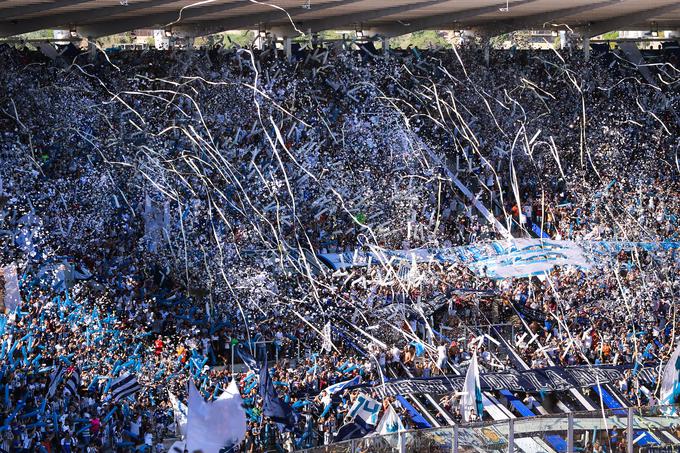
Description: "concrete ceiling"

(0, 0), (679, 39)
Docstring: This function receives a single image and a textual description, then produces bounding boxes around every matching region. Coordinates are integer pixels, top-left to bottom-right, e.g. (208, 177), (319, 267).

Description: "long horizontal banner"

(355, 364), (657, 398)
(317, 240), (680, 279)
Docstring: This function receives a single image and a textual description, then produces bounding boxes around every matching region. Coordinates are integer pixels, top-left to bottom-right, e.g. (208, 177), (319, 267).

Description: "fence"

(299, 406), (680, 453)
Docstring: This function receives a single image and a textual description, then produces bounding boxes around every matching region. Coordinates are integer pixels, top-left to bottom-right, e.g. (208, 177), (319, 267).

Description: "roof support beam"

(0, 0), (96, 21)
(0, 0), (182, 38)
(367, 0), (541, 38)
(272, 0), (451, 35)
(77, 0), (253, 38)
(474, 0), (622, 36)
(173, 0), (366, 37)
(578, 2), (680, 38)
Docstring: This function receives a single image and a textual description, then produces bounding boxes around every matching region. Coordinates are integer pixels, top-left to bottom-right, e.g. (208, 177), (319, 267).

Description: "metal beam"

(77, 0), (252, 38)
(0, 0), (182, 38)
(273, 0), (452, 35)
(0, 0), (97, 20)
(578, 2), (680, 38)
(368, 0), (541, 38)
(173, 0), (366, 37)
(475, 0), (622, 36)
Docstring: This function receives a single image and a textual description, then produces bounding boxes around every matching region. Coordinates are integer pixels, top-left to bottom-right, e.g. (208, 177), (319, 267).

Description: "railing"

(298, 406), (680, 453)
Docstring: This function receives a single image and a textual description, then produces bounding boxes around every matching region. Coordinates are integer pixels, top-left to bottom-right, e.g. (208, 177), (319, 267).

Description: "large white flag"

(168, 391), (188, 439)
(460, 352), (483, 422)
(376, 404), (406, 449)
(187, 380), (247, 453)
(376, 404), (405, 435)
(660, 343), (680, 408)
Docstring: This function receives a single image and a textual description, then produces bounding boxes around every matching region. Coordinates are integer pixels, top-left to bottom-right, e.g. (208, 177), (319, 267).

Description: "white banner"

(2, 264), (21, 312)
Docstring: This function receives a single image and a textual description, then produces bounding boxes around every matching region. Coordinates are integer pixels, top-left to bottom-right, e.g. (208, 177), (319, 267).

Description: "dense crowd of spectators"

(0, 38), (678, 452)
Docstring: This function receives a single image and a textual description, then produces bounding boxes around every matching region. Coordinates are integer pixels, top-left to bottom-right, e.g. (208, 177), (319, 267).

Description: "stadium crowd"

(0, 38), (678, 452)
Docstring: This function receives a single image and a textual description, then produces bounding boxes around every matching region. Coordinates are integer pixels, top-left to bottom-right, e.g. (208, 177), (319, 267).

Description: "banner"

(2, 264), (21, 312)
(356, 365), (657, 399)
(348, 393), (381, 426)
(316, 240), (680, 279)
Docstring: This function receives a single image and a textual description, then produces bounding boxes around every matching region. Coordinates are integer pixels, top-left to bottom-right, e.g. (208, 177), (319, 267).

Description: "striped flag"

(63, 366), (81, 398)
(109, 374), (142, 403)
(47, 365), (66, 397)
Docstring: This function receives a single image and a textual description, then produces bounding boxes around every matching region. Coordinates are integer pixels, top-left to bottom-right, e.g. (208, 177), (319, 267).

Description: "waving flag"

(235, 344), (258, 371)
(660, 343), (680, 410)
(376, 404), (404, 435)
(63, 366), (80, 398)
(47, 365), (66, 397)
(376, 404), (406, 449)
(168, 392), (188, 438)
(460, 352), (483, 422)
(186, 380), (247, 453)
(259, 359), (298, 429)
(109, 373), (142, 402)
(323, 376), (361, 397)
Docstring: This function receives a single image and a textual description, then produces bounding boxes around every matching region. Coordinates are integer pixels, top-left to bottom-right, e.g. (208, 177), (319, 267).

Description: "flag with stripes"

(109, 373), (142, 403)
(63, 366), (81, 398)
(47, 365), (66, 397)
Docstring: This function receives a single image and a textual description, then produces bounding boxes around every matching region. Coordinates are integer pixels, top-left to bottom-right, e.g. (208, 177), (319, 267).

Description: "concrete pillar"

(381, 36), (390, 54)
(253, 30), (264, 50)
(559, 30), (567, 50)
(567, 412), (574, 452)
(284, 36), (292, 62)
(453, 425), (459, 453)
(508, 418), (514, 453)
(583, 36), (590, 62)
(87, 40), (96, 62)
(627, 407), (634, 453)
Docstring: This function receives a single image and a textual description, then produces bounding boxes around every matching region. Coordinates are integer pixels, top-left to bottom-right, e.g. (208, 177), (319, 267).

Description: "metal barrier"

(228, 338), (306, 370)
(298, 405), (680, 453)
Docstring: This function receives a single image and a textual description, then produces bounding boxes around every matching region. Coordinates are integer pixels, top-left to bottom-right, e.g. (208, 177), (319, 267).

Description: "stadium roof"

(0, 0), (679, 39)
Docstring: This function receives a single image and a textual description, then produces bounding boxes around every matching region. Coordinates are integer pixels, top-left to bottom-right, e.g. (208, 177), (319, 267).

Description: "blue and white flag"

(375, 404), (405, 448)
(47, 365), (66, 397)
(323, 376), (361, 397)
(235, 345), (258, 371)
(109, 373), (142, 402)
(63, 366), (80, 399)
(376, 404), (404, 435)
(460, 352), (483, 422)
(348, 393), (381, 427)
(660, 343), (680, 410)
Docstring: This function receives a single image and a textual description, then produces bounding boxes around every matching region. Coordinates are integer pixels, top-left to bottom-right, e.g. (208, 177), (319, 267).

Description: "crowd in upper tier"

(0, 38), (678, 452)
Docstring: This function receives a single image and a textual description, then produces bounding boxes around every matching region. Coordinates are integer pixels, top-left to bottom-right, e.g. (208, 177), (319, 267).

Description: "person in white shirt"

(436, 343), (448, 374)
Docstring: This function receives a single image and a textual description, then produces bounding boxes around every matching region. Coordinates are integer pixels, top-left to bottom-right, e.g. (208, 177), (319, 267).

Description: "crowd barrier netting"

(299, 406), (680, 453)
